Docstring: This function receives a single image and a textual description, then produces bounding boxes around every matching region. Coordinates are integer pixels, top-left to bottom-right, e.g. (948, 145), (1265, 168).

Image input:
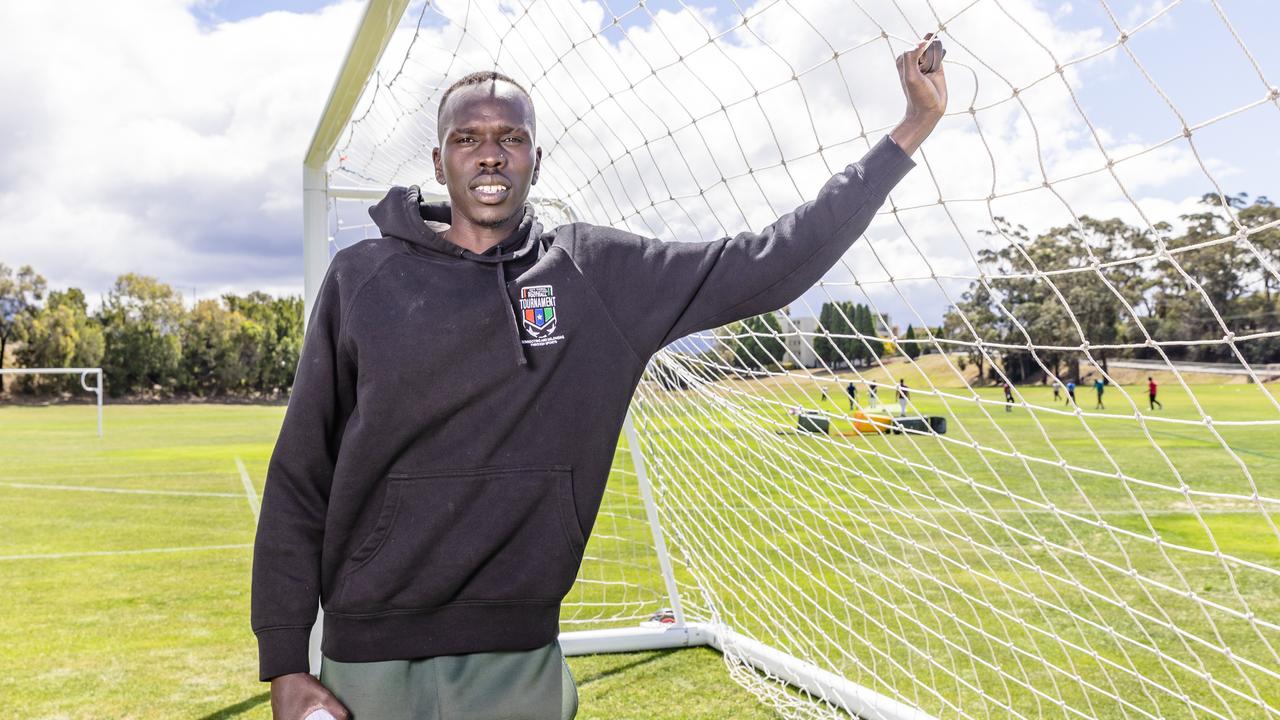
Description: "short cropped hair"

(436, 70), (535, 139)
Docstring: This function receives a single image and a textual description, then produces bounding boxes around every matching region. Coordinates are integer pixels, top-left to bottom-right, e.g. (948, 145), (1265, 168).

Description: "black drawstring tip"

(495, 259), (529, 368)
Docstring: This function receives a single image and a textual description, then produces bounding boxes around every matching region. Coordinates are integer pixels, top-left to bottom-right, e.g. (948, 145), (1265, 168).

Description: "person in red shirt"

(1148, 376), (1163, 410)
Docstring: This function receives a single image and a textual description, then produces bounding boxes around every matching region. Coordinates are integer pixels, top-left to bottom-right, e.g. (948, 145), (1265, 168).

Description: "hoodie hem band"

(321, 601), (561, 663)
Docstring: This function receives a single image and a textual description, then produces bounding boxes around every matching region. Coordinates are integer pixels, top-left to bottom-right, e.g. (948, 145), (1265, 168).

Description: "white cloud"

(0, 0), (364, 306)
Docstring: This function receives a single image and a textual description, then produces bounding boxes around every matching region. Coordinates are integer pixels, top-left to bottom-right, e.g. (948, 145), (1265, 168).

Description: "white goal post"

(304, 2), (1280, 719)
(0, 368), (103, 437)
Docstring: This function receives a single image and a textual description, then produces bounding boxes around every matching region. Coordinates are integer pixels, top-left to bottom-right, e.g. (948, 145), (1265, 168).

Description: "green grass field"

(2, 378), (1277, 718)
(0, 402), (781, 719)
(624, 373), (1280, 719)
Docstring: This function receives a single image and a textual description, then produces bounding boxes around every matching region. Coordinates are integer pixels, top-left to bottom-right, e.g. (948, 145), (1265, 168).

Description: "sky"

(1, 0), (1276, 326)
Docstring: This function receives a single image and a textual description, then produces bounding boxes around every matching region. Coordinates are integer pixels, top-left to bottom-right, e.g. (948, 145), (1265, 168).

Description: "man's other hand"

(270, 672), (350, 720)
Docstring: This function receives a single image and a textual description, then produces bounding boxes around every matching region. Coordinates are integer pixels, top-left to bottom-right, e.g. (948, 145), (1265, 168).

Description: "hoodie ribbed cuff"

(257, 626), (313, 682)
(864, 134), (917, 193)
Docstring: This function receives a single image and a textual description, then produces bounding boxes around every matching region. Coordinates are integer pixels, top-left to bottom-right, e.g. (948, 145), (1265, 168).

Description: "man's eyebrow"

(449, 124), (528, 136)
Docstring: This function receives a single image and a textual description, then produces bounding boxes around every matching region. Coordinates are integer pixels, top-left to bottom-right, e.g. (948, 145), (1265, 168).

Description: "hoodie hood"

(369, 185), (544, 367)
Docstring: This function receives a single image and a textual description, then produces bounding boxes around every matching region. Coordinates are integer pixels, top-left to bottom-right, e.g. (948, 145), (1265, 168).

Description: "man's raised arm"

(572, 38), (946, 359)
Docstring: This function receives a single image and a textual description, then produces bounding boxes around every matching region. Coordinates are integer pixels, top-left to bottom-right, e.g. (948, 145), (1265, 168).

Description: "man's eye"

(456, 137), (476, 144)
(503, 136), (523, 143)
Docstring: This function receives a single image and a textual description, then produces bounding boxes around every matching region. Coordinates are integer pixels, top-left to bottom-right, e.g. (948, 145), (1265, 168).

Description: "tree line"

(8, 191), (1273, 396)
(713, 301), (937, 372)
(943, 192), (1279, 383)
(706, 192), (1277, 383)
(0, 263), (303, 399)
(811, 301), (933, 367)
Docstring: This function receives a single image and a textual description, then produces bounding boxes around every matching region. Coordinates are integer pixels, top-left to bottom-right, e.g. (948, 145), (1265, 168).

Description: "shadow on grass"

(574, 649), (678, 686)
(196, 691), (270, 719)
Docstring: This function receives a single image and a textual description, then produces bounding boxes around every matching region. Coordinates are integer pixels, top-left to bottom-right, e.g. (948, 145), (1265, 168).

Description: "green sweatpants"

(319, 641), (578, 720)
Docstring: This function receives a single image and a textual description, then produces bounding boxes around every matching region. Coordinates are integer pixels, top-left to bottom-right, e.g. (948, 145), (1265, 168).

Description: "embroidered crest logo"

(519, 284), (558, 339)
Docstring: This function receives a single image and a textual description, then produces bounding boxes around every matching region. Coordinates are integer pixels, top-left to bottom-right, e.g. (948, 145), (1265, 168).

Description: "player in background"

(1148, 376), (1163, 410)
(1066, 380), (1077, 406)
(846, 381), (857, 410)
(1003, 381), (1014, 413)
(897, 379), (910, 416)
(1094, 377), (1106, 410)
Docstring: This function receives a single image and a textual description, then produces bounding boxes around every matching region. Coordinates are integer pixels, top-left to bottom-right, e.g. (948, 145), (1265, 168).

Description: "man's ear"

(532, 147), (542, 185)
(432, 146), (445, 185)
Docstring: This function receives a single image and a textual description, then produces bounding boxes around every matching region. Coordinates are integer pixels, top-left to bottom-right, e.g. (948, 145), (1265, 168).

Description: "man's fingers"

(899, 36), (939, 79)
(326, 694), (351, 720)
(917, 39), (946, 75)
(320, 691), (351, 720)
(303, 701), (350, 720)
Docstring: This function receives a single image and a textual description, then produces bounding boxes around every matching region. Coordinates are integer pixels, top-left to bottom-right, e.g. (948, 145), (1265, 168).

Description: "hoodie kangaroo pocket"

(336, 465), (585, 613)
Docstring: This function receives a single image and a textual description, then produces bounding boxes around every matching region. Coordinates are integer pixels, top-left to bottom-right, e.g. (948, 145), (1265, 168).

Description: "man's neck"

(442, 214), (523, 255)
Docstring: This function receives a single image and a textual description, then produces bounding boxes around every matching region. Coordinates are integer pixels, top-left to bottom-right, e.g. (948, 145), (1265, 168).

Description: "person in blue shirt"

(1066, 380), (1077, 406)
(1094, 377), (1106, 409)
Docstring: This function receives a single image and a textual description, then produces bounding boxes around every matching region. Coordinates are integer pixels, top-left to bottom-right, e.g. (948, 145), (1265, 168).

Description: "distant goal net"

(310, 1), (1279, 718)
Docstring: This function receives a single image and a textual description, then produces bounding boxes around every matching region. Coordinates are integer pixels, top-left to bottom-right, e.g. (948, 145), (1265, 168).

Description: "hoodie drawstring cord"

(496, 260), (528, 367)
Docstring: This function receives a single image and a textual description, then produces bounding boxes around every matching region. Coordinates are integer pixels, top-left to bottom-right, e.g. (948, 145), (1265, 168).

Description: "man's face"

(433, 81), (541, 232)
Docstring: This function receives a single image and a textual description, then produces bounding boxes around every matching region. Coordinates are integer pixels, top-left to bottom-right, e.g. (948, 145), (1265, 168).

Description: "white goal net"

(318, 1), (1279, 718)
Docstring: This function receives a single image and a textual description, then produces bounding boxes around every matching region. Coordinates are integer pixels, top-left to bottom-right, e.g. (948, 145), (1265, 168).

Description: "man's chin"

(470, 206), (521, 229)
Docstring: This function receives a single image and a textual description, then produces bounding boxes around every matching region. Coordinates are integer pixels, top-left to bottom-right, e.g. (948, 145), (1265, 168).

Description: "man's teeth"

(475, 185), (506, 193)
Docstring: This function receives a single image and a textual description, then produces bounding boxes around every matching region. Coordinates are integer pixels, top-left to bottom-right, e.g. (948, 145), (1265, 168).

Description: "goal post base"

(560, 622), (935, 720)
(558, 623), (712, 655)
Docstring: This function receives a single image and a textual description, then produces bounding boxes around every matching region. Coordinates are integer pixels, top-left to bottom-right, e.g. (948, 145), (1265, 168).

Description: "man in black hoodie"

(256, 37), (945, 720)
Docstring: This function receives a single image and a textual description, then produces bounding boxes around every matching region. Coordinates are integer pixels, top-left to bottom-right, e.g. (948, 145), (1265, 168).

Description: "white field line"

(2, 470), (225, 480)
(236, 456), (260, 521)
(0, 543), (252, 561)
(1, 481), (241, 498)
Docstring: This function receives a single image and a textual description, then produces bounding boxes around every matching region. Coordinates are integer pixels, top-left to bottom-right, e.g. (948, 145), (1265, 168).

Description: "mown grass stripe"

(1, 481), (242, 498)
(0, 543), (252, 561)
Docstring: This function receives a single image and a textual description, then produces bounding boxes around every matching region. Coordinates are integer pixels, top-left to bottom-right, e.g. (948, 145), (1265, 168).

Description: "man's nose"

(478, 140), (505, 169)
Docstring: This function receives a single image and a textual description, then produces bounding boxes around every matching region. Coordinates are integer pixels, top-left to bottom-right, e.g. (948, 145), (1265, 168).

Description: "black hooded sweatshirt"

(250, 135), (915, 681)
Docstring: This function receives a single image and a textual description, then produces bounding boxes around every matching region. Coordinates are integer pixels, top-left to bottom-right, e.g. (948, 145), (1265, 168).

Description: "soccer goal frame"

(300, 3), (932, 719)
(0, 367), (104, 437)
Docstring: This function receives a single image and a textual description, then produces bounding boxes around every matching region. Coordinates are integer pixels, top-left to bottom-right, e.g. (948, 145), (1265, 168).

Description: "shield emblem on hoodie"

(519, 285), (557, 338)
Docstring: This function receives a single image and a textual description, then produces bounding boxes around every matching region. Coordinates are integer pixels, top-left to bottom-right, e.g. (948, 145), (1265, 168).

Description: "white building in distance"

(778, 312), (820, 369)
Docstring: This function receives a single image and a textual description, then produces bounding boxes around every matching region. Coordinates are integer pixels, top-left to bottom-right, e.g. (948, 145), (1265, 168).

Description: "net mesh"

(325, 1), (1280, 717)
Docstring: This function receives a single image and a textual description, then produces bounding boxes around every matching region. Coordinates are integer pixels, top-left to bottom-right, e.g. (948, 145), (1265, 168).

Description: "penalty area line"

(0, 544), (252, 561)
(236, 456), (260, 521)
